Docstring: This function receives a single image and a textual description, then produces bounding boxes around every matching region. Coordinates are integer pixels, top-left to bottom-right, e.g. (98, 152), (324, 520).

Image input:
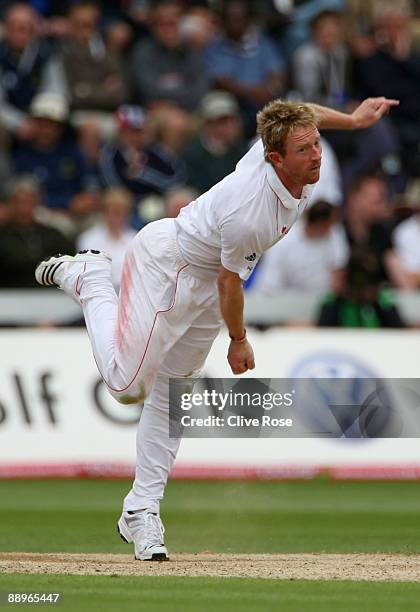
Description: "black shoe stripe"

(40, 261), (62, 286)
(44, 265), (53, 286)
(49, 263), (60, 285)
(47, 262), (63, 286)
(41, 265), (49, 286)
(53, 262), (63, 284)
(45, 264), (56, 286)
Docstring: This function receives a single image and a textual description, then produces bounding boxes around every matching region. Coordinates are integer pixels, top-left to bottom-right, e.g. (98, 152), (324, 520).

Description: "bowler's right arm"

(218, 266), (255, 375)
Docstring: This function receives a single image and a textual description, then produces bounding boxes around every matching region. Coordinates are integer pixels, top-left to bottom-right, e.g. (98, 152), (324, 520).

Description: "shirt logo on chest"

(281, 225), (289, 235)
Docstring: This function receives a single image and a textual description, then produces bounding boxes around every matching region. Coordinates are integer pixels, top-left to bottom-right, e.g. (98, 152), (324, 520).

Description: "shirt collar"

(266, 161), (306, 211)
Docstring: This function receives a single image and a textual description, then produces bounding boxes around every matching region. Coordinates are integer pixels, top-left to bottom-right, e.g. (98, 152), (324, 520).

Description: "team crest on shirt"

(245, 252), (257, 262)
(281, 226), (289, 235)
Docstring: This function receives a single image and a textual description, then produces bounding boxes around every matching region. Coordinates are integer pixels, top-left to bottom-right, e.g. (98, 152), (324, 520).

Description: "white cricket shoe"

(34, 250), (112, 305)
(117, 510), (169, 561)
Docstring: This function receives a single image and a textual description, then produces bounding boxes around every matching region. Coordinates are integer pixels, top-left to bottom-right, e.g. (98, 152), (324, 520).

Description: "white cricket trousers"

(79, 218), (221, 513)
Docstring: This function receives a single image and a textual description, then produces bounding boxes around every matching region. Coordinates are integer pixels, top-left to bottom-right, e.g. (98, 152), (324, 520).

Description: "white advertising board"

(0, 328), (420, 479)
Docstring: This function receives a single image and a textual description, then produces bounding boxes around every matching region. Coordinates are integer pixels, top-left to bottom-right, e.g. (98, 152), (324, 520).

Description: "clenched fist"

(227, 338), (255, 375)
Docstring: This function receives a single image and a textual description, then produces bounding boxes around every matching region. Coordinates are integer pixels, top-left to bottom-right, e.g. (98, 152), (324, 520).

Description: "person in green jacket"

(317, 248), (406, 328)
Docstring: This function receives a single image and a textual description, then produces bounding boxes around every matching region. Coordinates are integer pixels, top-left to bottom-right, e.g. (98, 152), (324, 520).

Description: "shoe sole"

(117, 519), (169, 562)
(35, 251), (111, 287)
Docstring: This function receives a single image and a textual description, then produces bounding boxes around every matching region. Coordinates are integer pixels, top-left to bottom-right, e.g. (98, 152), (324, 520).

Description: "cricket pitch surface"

(1, 552), (419, 581)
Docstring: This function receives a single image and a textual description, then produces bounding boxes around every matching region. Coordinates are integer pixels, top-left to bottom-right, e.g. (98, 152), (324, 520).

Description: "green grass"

(0, 479), (419, 554)
(1, 479), (419, 611)
(0, 575), (420, 612)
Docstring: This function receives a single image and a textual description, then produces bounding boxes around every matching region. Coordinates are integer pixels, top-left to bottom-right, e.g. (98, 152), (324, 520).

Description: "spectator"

(354, 2), (420, 177)
(252, 200), (349, 293)
(103, 11), (135, 57)
(205, 0), (284, 135)
(77, 119), (103, 178)
(117, 0), (152, 40)
(150, 104), (193, 156)
(393, 187), (420, 290)
(0, 169), (10, 224)
(56, 0), (128, 137)
(182, 91), (248, 194)
(0, 123), (12, 188)
(180, 6), (217, 50)
(317, 248), (406, 327)
(292, 8), (402, 193)
(99, 104), (186, 228)
(77, 187), (137, 288)
(344, 174), (404, 287)
(165, 185), (198, 217)
(129, 0), (208, 111)
(0, 3), (59, 139)
(0, 0), (71, 20)
(13, 92), (98, 221)
(0, 176), (74, 287)
(292, 10), (350, 107)
(0, 200), (9, 225)
(274, 0), (346, 61)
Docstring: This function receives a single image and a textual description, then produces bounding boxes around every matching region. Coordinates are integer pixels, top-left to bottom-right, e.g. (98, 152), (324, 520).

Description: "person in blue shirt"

(205, 0), (284, 136)
(0, 3), (57, 139)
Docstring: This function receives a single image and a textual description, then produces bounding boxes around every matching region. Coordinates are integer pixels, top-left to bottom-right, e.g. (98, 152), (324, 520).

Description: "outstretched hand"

(351, 97), (399, 129)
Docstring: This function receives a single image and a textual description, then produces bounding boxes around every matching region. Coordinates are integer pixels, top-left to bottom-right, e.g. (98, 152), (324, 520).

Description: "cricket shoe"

(117, 510), (169, 561)
(34, 250), (112, 305)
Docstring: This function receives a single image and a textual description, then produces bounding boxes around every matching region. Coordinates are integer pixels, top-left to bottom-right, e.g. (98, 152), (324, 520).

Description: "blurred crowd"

(1, 0), (420, 327)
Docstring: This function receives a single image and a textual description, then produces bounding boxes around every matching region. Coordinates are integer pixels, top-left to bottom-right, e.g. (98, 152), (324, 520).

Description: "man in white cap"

(14, 92), (96, 215)
(35, 95), (398, 561)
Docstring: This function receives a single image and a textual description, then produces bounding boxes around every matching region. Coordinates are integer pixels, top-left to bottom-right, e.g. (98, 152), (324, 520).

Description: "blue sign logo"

(289, 351), (393, 438)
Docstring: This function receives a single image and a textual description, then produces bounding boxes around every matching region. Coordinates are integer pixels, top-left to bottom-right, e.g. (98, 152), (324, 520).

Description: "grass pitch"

(0, 479), (419, 554)
(0, 478), (419, 610)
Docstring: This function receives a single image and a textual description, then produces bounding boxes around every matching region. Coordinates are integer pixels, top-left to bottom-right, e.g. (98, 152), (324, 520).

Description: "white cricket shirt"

(175, 139), (315, 280)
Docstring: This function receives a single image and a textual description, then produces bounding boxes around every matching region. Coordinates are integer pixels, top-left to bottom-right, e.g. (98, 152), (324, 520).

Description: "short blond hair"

(257, 100), (316, 160)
